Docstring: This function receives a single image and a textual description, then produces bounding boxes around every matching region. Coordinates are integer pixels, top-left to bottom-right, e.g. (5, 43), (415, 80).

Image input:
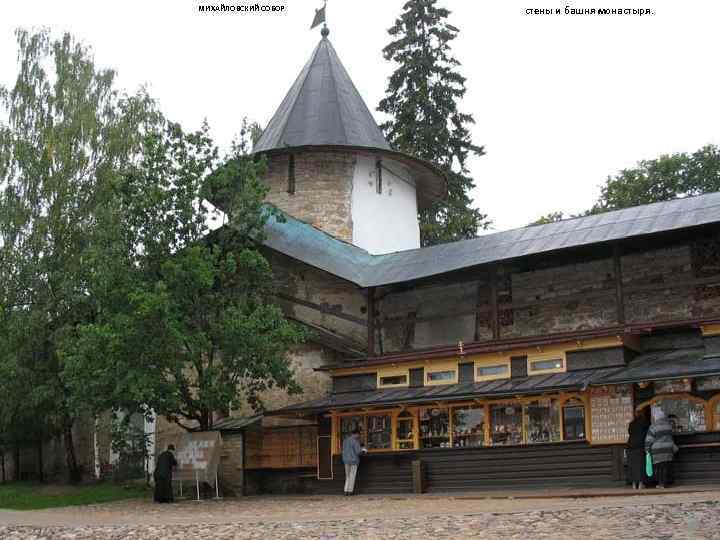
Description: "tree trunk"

(1, 451), (5, 483)
(37, 439), (45, 483)
(14, 446), (20, 482)
(64, 424), (81, 484)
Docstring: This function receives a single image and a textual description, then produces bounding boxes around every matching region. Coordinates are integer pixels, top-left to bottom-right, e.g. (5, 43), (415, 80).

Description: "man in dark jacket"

(627, 410), (650, 489)
(153, 444), (178, 503)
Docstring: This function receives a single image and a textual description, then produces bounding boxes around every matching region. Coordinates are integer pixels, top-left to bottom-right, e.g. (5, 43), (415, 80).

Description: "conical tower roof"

(253, 32), (447, 208)
(253, 35), (391, 152)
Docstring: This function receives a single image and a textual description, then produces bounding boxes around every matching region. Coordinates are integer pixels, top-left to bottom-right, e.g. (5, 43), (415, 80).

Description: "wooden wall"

(245, 426), (318, 470)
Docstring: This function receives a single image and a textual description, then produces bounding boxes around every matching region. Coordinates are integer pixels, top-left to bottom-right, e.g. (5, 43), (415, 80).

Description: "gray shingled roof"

(253, 35), (391, 153)
(263, 191), (720, 288)
(251, 34), (447, 208)
(267, 368), (618, 415)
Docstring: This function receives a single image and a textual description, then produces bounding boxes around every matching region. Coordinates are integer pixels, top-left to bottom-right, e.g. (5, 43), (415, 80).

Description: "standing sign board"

(164, 431), (222, 499)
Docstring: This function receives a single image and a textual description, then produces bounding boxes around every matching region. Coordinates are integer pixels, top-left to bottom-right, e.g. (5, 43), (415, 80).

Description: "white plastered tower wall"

(351, 155), (420, 254)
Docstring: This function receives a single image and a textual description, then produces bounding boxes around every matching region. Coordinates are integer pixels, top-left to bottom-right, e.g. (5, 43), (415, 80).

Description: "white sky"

(2, 0), (719, 232)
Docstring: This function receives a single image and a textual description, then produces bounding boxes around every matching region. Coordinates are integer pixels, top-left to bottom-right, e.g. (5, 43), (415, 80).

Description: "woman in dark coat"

(627, 410), (650, 489)
(153, 444), (178, 503)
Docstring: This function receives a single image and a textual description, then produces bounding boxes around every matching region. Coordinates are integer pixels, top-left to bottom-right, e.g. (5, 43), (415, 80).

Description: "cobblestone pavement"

(1, 492), (719, 539)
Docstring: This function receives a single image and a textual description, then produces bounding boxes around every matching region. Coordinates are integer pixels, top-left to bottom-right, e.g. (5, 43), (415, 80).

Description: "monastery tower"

(252, 28), (445, 255)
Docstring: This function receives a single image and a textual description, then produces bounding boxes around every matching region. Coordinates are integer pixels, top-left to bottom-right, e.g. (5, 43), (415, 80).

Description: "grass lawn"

(0, 482), (150, 510)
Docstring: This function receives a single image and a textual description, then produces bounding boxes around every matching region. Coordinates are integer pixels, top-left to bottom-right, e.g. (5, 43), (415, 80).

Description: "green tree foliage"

(63, 121), (305, 432)
(0, 29), (157, 482)
(529, 211), (566, 226)
(590, 144), (720, 213)
(526, 144), (720, 225)
(378, 0), (489, 246)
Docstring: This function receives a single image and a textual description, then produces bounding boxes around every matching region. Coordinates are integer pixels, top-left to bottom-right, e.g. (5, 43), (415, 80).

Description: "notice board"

(165, 431), (222, 483)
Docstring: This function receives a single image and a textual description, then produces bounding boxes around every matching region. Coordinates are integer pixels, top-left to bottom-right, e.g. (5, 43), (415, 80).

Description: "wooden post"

(367, 287), (376, 357)
(611, 445), (624, 481)
(411, 459), (425, 494)
(613, 244), (625, 325)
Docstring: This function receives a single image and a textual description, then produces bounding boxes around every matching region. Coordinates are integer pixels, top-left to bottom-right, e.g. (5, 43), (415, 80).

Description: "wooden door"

(317, 435), (333, 480)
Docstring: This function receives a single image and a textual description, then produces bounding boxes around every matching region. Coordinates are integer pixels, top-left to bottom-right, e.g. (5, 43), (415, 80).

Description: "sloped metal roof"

(206, 415), (262, 432)
(253, 36), (390, 153)
(594, 349), (720, 385)
(263, 192), (720, 288)
(267, 368), (618, 415)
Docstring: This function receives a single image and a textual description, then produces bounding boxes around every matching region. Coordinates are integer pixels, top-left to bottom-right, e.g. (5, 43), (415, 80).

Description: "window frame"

(377, 368), (410, 388)
(425, 369), (458, 385)
(527, 352), (566, 375)
(420, 366), (456, 386)
(474, 357), (512, 382)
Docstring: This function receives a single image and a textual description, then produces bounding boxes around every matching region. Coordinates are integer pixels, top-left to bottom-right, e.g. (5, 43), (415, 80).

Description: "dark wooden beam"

(613, 244), (625, 325)
(367, 287), (376, 356)
(473, 280), (484, 342)
(490, 269), (500, 340)
(275, 293), (366, 326)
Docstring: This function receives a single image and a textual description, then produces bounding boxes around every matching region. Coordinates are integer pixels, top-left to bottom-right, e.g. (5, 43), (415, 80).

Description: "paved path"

(1, 489), (719, 538)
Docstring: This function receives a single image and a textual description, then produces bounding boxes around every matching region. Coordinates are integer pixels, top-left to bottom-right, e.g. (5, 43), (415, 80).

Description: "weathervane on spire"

(310, 1), (329, 37)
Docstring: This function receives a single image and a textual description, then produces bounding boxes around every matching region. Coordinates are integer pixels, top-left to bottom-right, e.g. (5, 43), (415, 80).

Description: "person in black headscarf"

(627, 409), (650, 489)
(153, 444), (178, 503)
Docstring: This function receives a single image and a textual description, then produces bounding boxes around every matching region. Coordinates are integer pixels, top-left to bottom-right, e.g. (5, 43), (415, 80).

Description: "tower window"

(288, 154), (296, 194)
(376, 158), (382, 194)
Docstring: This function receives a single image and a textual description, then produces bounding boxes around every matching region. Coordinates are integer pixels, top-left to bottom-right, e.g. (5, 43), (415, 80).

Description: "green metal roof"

(262, 192), (720, 288)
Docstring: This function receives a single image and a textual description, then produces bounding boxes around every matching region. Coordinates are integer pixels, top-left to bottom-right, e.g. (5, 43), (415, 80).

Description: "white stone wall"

(351, 155), (420, 254)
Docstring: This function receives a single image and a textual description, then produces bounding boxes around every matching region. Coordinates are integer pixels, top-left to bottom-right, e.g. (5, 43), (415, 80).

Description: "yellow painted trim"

(377, 366), (410, 389)
(425, 359), (460, 386)
(473, 356), (512, 382)
(527, 351), (567, 376)
(708, 394), (720, 431)
(332, 335), (628, 378)
(701, 323), (720, 336)
(328, 390), (603, 454)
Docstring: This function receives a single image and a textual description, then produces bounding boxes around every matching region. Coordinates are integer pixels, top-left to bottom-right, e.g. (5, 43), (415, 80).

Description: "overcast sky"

(2, 0), (719, 232)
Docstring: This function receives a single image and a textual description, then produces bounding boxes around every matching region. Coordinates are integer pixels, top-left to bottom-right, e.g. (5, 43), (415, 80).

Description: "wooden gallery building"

(217, 30), (720, 494)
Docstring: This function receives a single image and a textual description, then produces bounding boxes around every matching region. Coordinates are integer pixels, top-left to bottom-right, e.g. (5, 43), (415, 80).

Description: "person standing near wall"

(342, 429), (366, 496)
(645, 409), (678, 488)
(153, 444), (178, 503)
(627, 409), (650, 489)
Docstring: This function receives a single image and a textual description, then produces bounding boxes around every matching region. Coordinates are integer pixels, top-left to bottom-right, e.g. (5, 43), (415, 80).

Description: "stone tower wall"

(261, 152), (355, 242)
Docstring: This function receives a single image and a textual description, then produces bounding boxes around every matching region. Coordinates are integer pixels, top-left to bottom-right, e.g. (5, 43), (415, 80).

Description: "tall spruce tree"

(378, 0), (488, 246)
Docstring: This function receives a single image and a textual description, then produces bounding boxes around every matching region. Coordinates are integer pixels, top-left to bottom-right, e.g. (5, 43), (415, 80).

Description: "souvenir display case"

(340, 415), (366, 446)
(395, 410), (416, 450)
(697, 376), (720, 391)
(452, 405), (485, 447)
(562, 398), (586, 441)
(419, 407), (450, 448)
(651, 398), (706, 433)
(366, 413), (392, 450)
(490, 404), (522, 446)
(523, 398), (561, 443)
